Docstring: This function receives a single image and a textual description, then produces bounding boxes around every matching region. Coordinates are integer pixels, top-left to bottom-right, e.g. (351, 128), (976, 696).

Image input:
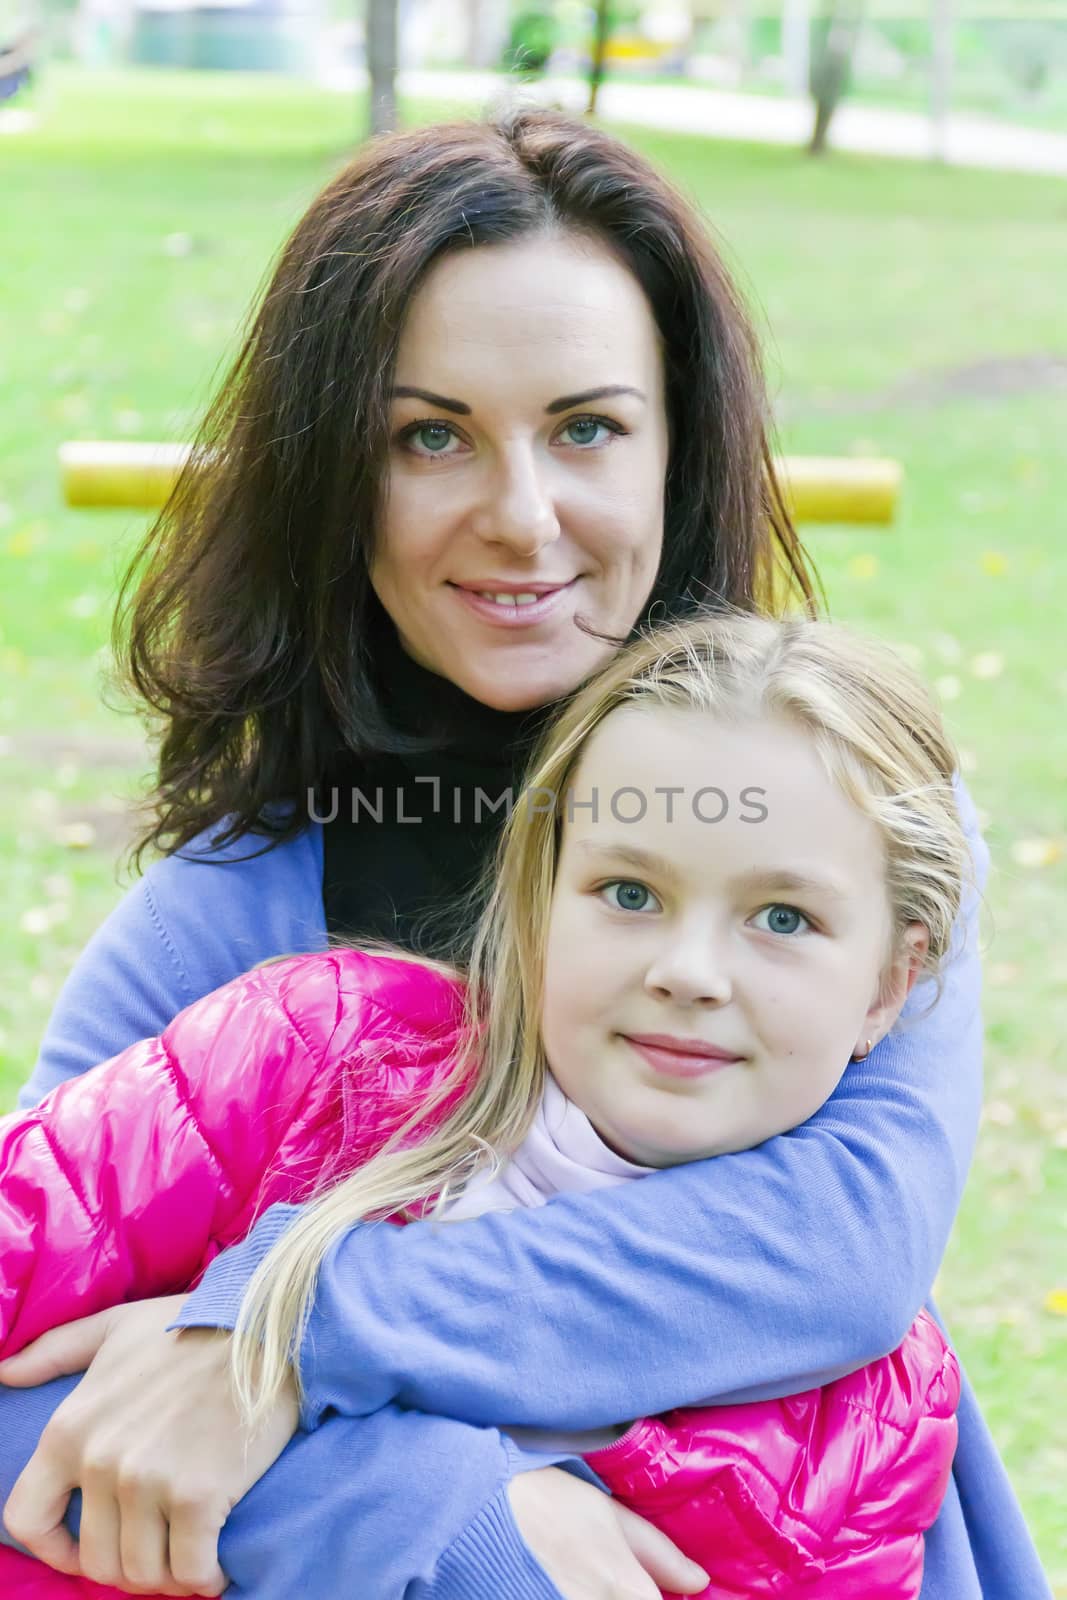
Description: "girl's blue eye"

(752, 904), (810, 937)
(602, 880), (659, 913)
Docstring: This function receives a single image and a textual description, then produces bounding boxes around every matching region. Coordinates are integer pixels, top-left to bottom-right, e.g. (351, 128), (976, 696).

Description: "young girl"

(0, 612), (971, 1599)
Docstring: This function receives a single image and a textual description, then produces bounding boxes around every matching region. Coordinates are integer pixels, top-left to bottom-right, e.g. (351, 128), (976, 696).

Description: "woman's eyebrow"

(389, 386), (471, 415)
(545, 385), (646, 413)
(388, 384), (647, 416)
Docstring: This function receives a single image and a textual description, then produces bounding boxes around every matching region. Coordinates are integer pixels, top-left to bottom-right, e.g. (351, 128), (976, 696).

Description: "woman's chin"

(454, 660), (583, 714)
(460, 643), (619, 713)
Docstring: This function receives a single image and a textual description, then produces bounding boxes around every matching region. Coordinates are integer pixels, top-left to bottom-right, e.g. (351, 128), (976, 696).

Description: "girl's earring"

(851, 1038), (874, 1063)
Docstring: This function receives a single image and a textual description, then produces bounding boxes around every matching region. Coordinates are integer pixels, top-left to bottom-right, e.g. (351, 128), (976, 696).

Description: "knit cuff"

(169, 1204), (304, 1334)
(430, 1484), (564, 1600)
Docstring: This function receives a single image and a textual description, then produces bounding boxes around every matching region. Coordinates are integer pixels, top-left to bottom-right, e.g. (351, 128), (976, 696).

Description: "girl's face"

(372, 233), (670, 711)
(540, 706), (926, 1167)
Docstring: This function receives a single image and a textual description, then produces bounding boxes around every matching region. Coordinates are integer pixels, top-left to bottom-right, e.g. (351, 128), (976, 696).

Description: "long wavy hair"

(230, 610), (969, 1428)
(115, 107), (818, 865)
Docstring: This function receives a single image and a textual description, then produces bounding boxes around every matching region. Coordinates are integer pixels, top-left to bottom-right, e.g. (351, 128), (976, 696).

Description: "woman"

(3, 108), (1046, 1599)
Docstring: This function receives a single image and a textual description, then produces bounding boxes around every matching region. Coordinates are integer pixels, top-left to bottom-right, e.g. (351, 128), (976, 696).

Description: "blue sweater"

(10, 796), (1050, 1599)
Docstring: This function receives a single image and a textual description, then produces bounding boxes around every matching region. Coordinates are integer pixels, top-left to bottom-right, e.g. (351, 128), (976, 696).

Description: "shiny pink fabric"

(0, 951), (958, 1597)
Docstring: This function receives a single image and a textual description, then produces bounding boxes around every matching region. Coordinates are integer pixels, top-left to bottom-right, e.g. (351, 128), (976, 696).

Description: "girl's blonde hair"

(231, 611), (970, 1426)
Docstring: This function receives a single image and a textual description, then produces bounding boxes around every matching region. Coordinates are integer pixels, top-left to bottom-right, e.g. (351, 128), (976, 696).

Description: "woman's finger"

(3, 1422), (81, 1572)
(613, 1501), (709, 1594)
(76, 1473), (124, 1588)
(2, 1461), (81, 1577)
(0, 1309), (114, 1386)
(508, 1464), (693, 1599)
(117, 1485), (189, 1597)
(166, 1504), (229, 1597)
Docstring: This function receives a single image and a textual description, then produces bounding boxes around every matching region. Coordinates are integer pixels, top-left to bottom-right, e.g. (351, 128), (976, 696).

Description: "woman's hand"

(508, 1466), (709, 1599)
(0, 1296), (298, 1596)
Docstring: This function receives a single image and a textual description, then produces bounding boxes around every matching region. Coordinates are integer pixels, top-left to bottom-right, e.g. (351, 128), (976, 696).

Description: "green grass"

(2, 64), (1066, 1586)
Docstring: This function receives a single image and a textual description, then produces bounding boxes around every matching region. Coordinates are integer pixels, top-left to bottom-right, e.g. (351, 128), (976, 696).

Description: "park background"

(1, 3), (1066, 1585)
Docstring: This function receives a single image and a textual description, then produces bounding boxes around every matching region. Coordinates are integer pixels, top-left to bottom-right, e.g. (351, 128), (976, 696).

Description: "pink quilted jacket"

(0, 950), (959, 1600)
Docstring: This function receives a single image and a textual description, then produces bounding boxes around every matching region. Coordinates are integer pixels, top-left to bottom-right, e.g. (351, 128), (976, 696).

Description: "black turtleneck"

(321, 624), (561, 953)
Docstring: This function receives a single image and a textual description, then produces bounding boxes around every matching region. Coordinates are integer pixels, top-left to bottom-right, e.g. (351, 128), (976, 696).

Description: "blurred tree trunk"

(808, 0), (865, 155)
(587, 0), (610, 114)
(929, 0), (954, 160)
(782, 0), (811, 97)
(367, 0), (399, 136)
(464, 0), (510, 67)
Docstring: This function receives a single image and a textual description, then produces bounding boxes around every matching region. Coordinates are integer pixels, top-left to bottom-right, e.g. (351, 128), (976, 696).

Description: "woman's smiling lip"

(448, 579), (578, 627)
(622, 1032), (745, 1079)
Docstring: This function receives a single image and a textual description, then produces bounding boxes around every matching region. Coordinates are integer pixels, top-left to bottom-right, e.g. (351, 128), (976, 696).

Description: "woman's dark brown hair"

(116, 106), (818, 863)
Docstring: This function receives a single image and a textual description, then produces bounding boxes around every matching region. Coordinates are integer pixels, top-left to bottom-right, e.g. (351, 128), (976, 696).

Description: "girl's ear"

(854, 923), (930, 1059)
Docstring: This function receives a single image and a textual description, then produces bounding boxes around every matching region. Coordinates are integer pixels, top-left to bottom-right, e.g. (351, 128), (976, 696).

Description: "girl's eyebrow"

(388, 384), (646, 416)
(576, 841), (681, 883)
(576, 842), (849, 901)
(729, 868), (850, 901)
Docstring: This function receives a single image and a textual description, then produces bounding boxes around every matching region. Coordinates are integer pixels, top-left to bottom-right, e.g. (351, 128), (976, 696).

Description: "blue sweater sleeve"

(176, 779), (987, 1429)
(0, 1377), (585, 1599)
(17, 823), (326, 1110)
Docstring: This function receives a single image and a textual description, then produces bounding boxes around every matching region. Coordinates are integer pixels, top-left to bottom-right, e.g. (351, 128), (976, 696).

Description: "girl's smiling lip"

(622, 1032), (746, 1079)
(448, 578), (578, 626)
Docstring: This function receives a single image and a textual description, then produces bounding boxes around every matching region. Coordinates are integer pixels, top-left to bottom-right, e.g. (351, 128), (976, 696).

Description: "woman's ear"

(854, 923), (930, 1059)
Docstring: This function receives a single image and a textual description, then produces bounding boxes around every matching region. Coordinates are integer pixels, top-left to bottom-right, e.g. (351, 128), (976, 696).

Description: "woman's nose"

(643, 933), (733, 1007)
(472, 446), (561, 556)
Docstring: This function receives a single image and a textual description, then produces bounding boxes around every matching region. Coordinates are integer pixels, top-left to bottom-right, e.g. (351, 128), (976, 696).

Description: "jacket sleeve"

(0, 957), (345, 1359)
(175, 778), (986, 1429)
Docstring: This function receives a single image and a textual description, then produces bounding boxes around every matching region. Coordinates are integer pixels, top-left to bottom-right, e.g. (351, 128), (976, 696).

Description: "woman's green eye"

(414, 423), (453, 452)
(565, 418), (604, 446)
(752, 904), (810, 937)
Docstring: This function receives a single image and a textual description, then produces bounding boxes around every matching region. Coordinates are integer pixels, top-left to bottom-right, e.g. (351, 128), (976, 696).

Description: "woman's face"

(372, 232), (670, 711)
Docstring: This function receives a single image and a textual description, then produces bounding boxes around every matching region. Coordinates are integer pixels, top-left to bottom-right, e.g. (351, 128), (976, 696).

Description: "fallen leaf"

(1010, 838), (1063, 869)
(931, 632), (962, 663)
(56, 821), (96, 849)
(892, 641), (926, 671)
(847, 554), (879, 581)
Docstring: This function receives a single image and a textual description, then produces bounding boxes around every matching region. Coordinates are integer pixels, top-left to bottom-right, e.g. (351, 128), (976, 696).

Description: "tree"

(928, 0), (954, 161)
(808, 0), (865, 155)
(366, 0), (398, 137)
(587, 0), (611, 114)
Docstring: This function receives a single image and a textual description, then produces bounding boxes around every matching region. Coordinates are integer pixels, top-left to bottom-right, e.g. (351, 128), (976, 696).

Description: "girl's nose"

(643, 933), (733, 1007)
(472, 446), (561, 557)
